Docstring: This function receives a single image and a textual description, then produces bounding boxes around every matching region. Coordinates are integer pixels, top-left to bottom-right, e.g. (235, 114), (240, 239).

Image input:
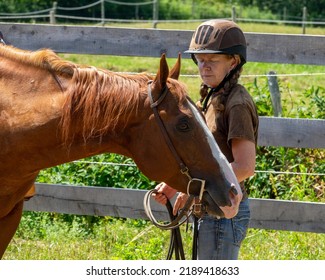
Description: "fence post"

(50, 1), (57, 25)
(101, 0), (105, 26)
(267, 71), (282, 117)
(283, 7), (287, 21)
(232, 6), (237, 22)
(153, 0), (159, 28)
(302, 6), (307, 34)
(135, 4), (139, 20)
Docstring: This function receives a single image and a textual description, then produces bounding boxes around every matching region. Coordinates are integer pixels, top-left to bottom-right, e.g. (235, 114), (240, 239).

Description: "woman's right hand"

(152, 182), (177, 205)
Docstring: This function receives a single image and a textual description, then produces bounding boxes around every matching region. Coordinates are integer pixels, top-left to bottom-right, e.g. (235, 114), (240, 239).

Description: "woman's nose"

(200, 62), (210, 70)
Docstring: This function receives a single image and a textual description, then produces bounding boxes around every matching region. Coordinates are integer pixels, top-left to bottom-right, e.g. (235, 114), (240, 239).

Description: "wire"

(115, 72), (325, 79)
(72, 160), (136, 167)
(72, 160), (325, 177)
(105, 0), (155, 6)
(57, 1), (102, 11)
(0, 8), (52, 16)
(255, 170), (325, 177)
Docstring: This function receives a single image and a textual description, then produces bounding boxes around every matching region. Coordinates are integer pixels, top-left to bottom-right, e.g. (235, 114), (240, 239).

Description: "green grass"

(104, 21), (325, 35)
(3, 214), (325, 260)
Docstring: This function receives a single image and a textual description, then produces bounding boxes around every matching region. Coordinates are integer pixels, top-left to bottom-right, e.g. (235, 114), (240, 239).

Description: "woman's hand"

(173, 192), (190, 216)
(152, 183), (191, 216)
(152, 182), (177, 205)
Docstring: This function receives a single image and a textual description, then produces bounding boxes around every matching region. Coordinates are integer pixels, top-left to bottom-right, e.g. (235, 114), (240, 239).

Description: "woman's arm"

(230, 138), (256, 182)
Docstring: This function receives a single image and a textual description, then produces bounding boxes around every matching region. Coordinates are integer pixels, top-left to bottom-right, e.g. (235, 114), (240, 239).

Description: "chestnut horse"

(0, 43), (242, 258)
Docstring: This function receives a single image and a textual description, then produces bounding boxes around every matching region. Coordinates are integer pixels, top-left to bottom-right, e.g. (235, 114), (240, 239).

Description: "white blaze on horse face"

(188, 101), (242, 218)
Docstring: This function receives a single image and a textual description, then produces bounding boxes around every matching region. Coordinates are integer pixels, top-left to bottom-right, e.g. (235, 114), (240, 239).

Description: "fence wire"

(72, 160), (325, 178)
(0, 1), (324, 26)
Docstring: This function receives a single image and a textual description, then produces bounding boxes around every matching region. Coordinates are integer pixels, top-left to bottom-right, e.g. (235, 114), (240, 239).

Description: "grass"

(104, 21), (325, 35)
(241, 229), (325, 260)
(4, 215), (325, 260)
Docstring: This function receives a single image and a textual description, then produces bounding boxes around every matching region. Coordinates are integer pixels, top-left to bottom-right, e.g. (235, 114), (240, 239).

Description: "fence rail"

(0, 23), (324, 65)
(0, 23), (322, 233)
(24, 184), (325, 233)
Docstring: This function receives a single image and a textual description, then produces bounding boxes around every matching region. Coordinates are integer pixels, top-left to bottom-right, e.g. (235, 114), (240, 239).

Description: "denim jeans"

(197, 198), (250, 260)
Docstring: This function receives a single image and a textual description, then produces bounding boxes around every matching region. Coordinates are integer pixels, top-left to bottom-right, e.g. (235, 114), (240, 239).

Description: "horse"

(0, 43), (242, 258)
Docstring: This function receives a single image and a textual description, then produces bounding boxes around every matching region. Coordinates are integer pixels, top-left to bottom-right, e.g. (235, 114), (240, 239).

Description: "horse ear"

(152, 53), (169, 94)
(169, 53), (181, 80)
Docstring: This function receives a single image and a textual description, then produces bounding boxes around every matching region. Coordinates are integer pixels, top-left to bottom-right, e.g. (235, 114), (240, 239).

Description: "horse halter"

(144, 80), (206, 230)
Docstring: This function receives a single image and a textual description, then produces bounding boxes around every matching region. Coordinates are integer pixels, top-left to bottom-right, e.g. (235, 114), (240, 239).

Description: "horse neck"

(0, 54), (150, 173)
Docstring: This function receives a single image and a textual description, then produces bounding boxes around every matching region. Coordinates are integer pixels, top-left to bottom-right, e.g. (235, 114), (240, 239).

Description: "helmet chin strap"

(201, 62), (244, 113)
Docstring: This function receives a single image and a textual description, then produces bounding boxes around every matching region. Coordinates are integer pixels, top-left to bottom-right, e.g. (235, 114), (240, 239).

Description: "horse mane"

(0, 44), (75, 75)
(61, 66), (153, 143)
(0, 44), (187, 144)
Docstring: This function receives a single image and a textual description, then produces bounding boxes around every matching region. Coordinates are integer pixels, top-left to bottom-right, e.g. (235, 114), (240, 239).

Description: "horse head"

(128, 54), (242, 219)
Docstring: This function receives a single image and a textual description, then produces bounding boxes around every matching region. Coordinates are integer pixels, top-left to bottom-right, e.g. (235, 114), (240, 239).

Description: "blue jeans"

(197, 198), (250, 260)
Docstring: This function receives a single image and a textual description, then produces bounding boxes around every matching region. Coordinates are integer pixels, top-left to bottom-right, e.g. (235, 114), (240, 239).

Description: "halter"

(143, 81), (206, 231)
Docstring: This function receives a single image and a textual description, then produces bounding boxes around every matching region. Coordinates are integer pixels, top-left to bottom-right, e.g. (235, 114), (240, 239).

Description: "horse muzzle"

(200, 183), (242, 219)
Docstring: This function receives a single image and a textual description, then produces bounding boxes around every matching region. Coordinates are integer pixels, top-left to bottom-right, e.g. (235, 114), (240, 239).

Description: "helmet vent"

(214, 29), (220, 39)
(195, 25), (214, 45)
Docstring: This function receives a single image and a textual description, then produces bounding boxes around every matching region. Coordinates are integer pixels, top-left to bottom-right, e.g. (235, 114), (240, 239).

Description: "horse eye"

(176, 120), (191, 132)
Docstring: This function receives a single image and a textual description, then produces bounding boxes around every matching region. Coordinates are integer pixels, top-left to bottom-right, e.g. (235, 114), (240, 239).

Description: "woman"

(153, 19), (259, 260)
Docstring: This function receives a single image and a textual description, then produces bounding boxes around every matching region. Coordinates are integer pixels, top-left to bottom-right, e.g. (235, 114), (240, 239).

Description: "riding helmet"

(185, 19), (247, 64)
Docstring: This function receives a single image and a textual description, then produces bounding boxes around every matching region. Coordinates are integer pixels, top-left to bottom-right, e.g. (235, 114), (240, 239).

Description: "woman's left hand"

(173, 192), (190, 216)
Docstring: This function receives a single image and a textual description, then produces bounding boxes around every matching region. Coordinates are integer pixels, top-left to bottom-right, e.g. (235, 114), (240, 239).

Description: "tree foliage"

(234, 0), (325, 20)
(0, 0), (323, 21)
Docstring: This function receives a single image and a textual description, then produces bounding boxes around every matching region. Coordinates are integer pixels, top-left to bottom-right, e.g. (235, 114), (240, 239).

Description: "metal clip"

(192, 203), (206, 218)
(187, 178), (206, 200)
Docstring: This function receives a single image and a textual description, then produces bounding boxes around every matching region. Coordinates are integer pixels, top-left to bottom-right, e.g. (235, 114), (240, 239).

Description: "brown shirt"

(204, 84), (259, 196)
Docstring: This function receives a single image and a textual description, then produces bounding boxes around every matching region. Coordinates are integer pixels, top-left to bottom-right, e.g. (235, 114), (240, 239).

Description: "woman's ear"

(230, 55), (241, 70)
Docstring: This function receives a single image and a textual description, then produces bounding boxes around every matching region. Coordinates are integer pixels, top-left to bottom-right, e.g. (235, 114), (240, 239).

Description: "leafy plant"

(37, 154), (156, 190)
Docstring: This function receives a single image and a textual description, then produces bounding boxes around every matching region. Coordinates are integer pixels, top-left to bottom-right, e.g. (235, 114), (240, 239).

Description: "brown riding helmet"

(185, 19), (247, 64)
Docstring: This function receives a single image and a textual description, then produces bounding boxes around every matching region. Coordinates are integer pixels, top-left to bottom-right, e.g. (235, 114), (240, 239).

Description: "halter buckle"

(192, 203), (206, 217)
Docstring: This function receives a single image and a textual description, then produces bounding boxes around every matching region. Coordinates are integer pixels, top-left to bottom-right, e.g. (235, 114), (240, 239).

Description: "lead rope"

(192, 215), (199, 260)
(144, 189), (195, 230)
(165, 200), (185, 260)
(144, 189), (201, 259)
(165, 198), (199, 260)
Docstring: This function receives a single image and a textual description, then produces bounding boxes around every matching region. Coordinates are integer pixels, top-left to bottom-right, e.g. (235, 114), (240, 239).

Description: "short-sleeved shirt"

(204, 84), (259, 196)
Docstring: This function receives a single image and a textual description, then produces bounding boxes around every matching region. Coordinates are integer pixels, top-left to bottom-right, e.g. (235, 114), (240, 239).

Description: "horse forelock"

(60, 67), (153, 143)
(167, 78), (188, 103)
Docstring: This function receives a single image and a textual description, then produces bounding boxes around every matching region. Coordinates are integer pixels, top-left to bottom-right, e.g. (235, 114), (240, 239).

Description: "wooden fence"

(1, 23), (324, 233)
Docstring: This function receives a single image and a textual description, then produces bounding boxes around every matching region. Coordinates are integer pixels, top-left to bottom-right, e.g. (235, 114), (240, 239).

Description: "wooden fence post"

(302, 6), (307, 34)
(232, 6), (237, 22)
(283, 7), (287, 21)
(267, 71), (282, 117)
(101, 0), (105, 26)
(50, 2), (57, 25)
(153, 0), (159, 28)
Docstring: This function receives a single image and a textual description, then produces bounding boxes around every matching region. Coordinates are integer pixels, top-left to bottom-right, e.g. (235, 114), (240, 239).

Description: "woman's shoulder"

(227, 84), (255, 106)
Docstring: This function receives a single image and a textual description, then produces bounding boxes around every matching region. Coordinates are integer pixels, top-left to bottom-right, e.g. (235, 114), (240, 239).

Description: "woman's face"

(195, 53), (237, 88)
